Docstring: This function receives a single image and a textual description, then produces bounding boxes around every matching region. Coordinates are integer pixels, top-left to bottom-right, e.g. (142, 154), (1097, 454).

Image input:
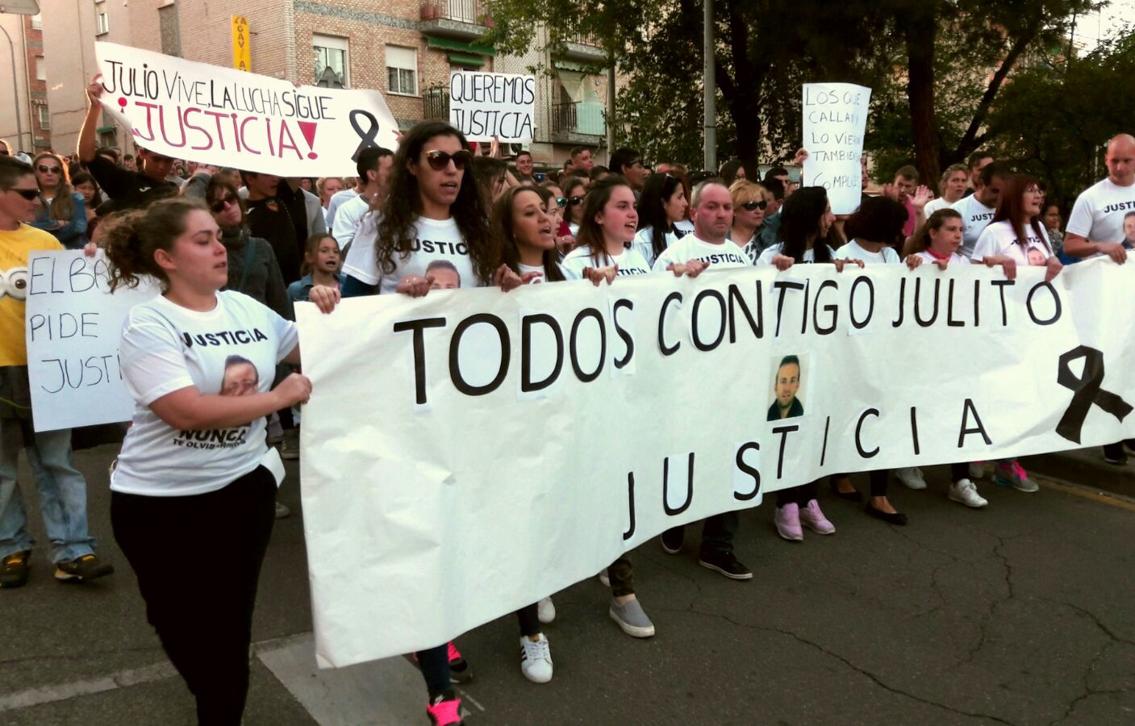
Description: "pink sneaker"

(426, 694), (463, 726)
(774, 503), (804, 541)
(799, 499), (836, 535)
(994, 460), (1038, 493)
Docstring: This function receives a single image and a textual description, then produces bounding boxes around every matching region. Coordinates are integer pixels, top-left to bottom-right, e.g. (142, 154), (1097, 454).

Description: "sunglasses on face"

(424, 149), (472, 171)
(210, 194), (238, 213)
(555, 196), (567, 207)
(567, 195), (584, 206)
(741, 200), (768, 211)
(8, 187), (39, 200)
(36, 165), (61, 174)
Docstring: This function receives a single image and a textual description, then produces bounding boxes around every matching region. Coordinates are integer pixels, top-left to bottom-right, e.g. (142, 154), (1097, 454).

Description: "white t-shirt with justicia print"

(342, 214), (479, 293)
(560, 245), (653, 280)
(972, 220), (1053, 266)
(111, 291), (297, 497)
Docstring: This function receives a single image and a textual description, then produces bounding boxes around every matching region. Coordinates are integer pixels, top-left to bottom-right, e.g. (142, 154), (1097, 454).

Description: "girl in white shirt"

(103, 197), (330, 724)
(923, 163), (969, 216)
(561, 177), (653, 282)
(632, 172), (689, 266)
(971, 174), (1063, 495)
(562, 176), (588, 239)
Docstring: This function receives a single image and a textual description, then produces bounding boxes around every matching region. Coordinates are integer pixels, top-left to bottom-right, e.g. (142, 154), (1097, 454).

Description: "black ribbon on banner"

(349, 110), (381, 162)
(1055, 346), (1133, 444)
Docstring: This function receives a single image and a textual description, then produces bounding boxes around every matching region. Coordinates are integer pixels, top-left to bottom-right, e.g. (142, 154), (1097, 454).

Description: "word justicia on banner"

(94, 42), (400, 177)
(294, 259), (1135, 668)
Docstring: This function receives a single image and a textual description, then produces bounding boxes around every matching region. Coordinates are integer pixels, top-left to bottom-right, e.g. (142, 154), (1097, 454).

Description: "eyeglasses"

(555, 196), (567, 208)
(210, 194), (238, 213)
(36, 165), (61, 174)
(741, 200), (768, 211)
(7, 187), (39, 200)
(424, 149), (472, 171)
(567, 195), (584, 206)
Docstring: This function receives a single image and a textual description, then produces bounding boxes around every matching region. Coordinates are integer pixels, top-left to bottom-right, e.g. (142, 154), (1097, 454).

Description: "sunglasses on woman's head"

(424, 149), (472, 171)
(210, 194), (238, 213)
(8, 187), (39, 200)
(567, 195), (584, 206)
(741, 200), (768, 211)
(36, 165), (61, 174)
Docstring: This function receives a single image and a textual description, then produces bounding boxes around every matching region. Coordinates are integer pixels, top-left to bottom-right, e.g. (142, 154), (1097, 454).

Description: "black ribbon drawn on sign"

(1055, 345), (1132, 444)
(350, 110), (380, 162)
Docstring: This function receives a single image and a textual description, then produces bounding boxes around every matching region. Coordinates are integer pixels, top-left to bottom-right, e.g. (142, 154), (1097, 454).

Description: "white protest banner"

(94, 42), (400, 177)
(449, 71), (536, 142)
(25, 251), (158, 432)
(297, 257), (1135, 667)
(801, 83), (872, 214)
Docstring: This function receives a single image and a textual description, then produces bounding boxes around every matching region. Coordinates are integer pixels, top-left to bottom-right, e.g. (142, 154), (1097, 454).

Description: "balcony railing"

(423, 85), (450, 120)
(551, 100), (605, 137)
(420, 0), (486, 25)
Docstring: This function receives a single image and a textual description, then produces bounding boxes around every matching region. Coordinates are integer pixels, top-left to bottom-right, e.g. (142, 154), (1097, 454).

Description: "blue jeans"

(0, 417), (96, 563)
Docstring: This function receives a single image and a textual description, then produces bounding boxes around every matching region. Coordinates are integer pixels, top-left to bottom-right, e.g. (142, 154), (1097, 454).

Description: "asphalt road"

(1, 443), (1133, 726)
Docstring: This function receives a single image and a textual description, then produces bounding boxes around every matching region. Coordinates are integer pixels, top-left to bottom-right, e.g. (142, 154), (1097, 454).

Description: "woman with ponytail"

(104, 197), (336, 724)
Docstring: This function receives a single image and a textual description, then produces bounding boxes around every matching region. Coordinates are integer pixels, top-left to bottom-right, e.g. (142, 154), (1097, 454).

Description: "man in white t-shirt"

(331, 147), (394, 253)
(1063, 134), (1135, 464)
(652, 181), (751, 273)
(951, 161), (1010, 258)
(1063, 134), (1135, 265)
(655, 180), (752, 581)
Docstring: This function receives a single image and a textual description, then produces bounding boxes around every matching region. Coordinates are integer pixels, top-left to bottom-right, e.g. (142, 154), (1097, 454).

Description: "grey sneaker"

(609, 597), (655, 638)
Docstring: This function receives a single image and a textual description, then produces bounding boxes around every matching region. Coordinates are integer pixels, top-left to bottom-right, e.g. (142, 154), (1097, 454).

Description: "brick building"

(0, 12), (53, 155)
(40, 0), (610, 166)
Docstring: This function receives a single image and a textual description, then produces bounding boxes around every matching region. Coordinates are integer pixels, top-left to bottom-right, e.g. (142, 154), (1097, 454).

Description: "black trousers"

(112, 466), (276, 726)
(663, 511), (739, 557)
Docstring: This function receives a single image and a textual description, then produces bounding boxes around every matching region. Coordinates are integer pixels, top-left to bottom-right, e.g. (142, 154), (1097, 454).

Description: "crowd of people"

(0, 72), (1133, 726)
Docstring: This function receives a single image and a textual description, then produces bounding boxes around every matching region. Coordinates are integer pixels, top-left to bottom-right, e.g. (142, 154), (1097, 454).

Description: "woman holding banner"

(102, 197), (337, 725)
(332, 120), (526, 725)
(561, 176), (653, 281)
(971, 174), (1063, 495)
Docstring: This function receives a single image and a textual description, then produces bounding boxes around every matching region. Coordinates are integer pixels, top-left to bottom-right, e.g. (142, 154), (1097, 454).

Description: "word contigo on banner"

(802, 82), (872, 215)
(294, 257), (1135, 668)
(94, 42), (400, 177)
(449, 71), (536, 142)
(25, 250), (158, 432)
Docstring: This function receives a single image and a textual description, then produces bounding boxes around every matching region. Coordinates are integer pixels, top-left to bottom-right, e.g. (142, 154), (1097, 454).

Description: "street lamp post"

(0, 22), (25, 152)
(703, 0), (716, 173)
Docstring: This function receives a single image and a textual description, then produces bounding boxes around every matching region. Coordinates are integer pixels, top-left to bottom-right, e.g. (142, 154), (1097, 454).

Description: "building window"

(37, 106), (50, 130)
(385, 45), (417, 96)
(35, 56), (45, 81)
(313, 34), (349, 89)
(96, 11), (109, 35)
(31, 13), (42, 30)
(159, 5), (181, 56)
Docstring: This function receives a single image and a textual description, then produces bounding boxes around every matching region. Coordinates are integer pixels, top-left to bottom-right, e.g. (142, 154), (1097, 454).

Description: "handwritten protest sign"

(801, 83), (872, 214)
(449, 71), (535, 142)
(95, 42), (400, 177)
(296, 256), (1135, 667)
(25, 251), (157, 432)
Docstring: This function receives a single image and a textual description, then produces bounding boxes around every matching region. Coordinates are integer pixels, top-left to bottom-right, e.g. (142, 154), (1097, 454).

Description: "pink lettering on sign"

(128, 102), (315, 160)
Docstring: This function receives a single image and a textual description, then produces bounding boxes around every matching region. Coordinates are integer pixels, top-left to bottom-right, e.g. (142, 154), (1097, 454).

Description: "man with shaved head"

(1064, 133), (1135, 465)
(1064, 134), (1135, 264)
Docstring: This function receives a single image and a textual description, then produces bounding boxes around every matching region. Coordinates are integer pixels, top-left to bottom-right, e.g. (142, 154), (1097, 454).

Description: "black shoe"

(54, 554), (114, 583)
(0, 550), (30, 589)
(698, 550), (753, 580)
(830, 479), (862, 502)
(660, 527), (684, 555)
(865, 503), (908, 526)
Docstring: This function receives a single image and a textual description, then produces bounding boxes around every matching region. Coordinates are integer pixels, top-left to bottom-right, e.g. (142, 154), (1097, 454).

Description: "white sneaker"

(537, 596), (556, 624)
(948, 478), (988, 508)
(968, 462), (985, 479)
(598, 569), (609, 587)
(519, 633), (553, 683)
(895, 466), (927, 490)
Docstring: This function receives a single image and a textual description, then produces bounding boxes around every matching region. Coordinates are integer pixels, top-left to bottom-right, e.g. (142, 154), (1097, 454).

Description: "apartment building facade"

(39, 0), (609, 165)
(0, 12), (53, 154)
